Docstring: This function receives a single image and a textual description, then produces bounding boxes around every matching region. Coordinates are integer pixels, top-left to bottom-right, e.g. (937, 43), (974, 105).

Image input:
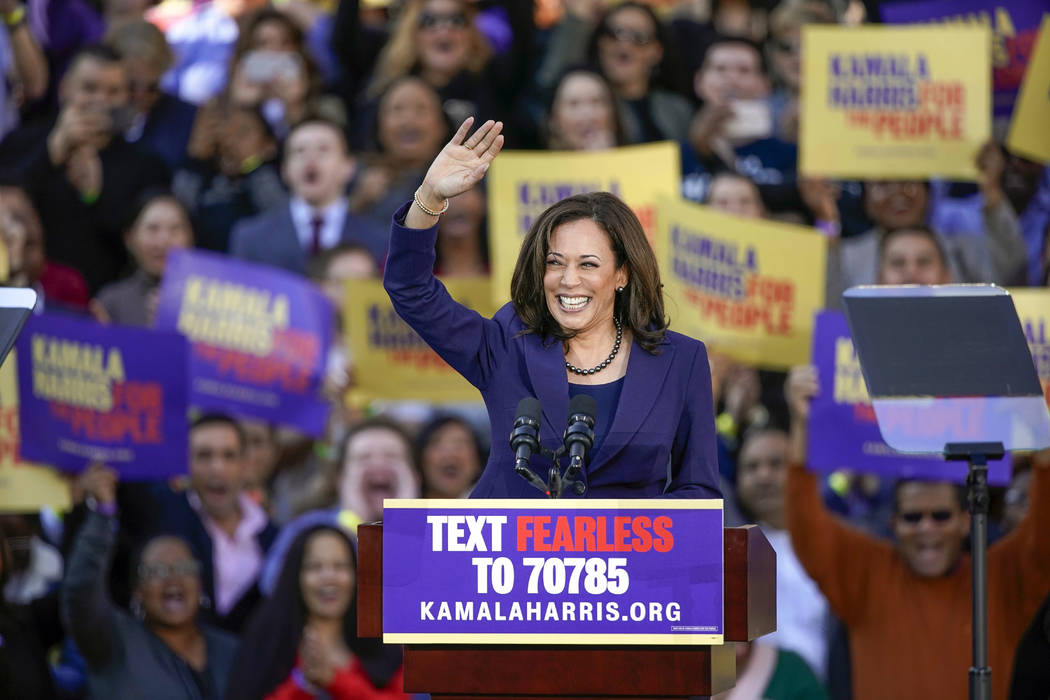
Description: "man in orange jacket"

(784, 365), (1050, 700)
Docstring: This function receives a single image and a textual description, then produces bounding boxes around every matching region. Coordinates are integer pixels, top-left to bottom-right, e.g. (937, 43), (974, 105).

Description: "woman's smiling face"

(543, 219), (628, 335)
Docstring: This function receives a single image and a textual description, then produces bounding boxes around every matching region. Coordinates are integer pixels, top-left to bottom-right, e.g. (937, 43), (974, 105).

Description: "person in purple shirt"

(384, 117), (721, 500)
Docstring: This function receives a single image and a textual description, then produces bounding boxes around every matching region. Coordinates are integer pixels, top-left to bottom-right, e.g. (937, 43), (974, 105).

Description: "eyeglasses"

(602, 25), (655, 47)
(898, 509), (955, 525)
(138, 561), (201, 581)
(418, 11), (468, 30)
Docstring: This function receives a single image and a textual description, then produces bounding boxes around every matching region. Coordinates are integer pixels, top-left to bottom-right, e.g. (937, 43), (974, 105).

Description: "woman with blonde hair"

(348, 0), (533, 147)
(106, 20), (198, 168)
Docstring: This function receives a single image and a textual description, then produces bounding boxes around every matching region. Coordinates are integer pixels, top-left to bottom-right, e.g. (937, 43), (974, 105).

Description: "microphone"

(510, 397), (547, 494)
(562, 394), (596, 488)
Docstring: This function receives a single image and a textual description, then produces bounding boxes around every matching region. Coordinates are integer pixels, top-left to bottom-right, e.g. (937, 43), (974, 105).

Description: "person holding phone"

(225, 9), (344, 140)
(680, 36), (800, 209)
(0, 44), (170, 294)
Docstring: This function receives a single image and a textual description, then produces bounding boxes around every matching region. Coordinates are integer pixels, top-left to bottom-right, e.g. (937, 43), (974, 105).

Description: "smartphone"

(0, 288), (37, 368)
(723, 99), (773, 143)
(240, 51), (302, 83)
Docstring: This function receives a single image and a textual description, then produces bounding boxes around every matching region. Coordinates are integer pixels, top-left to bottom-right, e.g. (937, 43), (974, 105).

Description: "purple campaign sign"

(16, 313), (189, 478)
(880, 0), (1049, 117)
(808, 311), (1010, 484)
(382, 501), (723, 644)
(155, 250), (333, 436)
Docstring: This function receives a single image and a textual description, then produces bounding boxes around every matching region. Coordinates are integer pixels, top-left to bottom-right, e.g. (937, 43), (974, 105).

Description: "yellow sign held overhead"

(487, 143), (680, 305)
(800, 24), (992, 180)
(1006, 16), (1050, 164)
(656, 197), (827, 370)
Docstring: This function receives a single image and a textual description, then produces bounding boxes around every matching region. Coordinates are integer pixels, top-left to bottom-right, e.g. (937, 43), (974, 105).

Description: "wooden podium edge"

(358, 522), (383, 638)
(724, 525), (777, 641)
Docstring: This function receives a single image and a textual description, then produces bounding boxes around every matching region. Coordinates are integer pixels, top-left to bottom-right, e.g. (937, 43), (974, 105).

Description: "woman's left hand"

(418, 118), (504, 206)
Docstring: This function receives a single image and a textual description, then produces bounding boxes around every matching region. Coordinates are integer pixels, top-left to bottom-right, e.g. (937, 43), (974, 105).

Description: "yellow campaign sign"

(1007, 16), (1050, 164)
(799, 24), (992, 180)
(0, 354), (71, 512)
(656, 197), (827, 370)
(487, 143), (680, 305)
(344, 277), (499, 402)
(1011, 289), (1050, 410)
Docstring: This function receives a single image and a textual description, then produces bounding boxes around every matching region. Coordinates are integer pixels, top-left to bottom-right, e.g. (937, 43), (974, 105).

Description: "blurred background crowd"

(0, 0), (1048, 698)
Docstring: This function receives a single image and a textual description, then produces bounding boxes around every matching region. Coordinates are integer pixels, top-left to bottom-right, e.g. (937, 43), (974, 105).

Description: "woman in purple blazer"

(383, 118), (720, 499)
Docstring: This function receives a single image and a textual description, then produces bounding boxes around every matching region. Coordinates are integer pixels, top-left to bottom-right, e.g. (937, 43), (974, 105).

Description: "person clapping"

(227, 526), (406, 699)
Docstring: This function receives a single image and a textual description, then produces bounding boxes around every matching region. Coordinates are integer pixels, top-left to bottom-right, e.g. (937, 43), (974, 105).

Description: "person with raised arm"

(783, 365), (1050, 700)
(383, 117), (720, 499)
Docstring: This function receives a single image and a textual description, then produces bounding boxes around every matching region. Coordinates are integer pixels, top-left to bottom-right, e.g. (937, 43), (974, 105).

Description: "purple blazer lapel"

(589, 339), (675, 466)
(524, 334), (569, 439)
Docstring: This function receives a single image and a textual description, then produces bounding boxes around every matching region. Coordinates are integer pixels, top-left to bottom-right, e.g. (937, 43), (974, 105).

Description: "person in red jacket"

(784, 365), (1050, 700)
(226, 525), (407, 700)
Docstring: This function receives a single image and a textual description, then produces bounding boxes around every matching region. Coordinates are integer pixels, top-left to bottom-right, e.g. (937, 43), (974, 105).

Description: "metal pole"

(968, 454), (991, 700)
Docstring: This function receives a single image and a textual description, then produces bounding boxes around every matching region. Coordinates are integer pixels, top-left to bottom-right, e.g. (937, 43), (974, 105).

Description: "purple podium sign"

(16, 313), (189, 478)
(155, 250), (333, 436)
(382, 499), (724, 645)
(808, 311), (1010, 484)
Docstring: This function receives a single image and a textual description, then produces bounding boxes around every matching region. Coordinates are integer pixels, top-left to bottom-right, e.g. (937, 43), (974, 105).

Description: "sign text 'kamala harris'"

(382, 500), (723, 644)
(155, 249), (333, 436)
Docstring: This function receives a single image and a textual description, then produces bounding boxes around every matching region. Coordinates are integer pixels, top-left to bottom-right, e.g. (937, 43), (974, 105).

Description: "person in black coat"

(0, 44), (171, 294)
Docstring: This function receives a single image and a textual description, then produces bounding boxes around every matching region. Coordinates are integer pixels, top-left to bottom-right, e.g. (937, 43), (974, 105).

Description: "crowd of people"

(0, 0), (1048, 698)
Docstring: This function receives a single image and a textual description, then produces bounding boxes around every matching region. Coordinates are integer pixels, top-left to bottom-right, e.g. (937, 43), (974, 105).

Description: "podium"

(358, 521), (775, 699)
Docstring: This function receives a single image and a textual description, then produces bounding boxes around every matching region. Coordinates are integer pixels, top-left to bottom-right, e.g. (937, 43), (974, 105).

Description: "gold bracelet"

(413, 187), (449, 217)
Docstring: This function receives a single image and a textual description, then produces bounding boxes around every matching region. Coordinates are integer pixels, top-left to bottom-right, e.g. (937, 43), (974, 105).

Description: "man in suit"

(230, 116), (388, 274)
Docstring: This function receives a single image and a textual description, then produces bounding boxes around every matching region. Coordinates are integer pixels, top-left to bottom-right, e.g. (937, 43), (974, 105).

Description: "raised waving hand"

(411, 118), (504, 226)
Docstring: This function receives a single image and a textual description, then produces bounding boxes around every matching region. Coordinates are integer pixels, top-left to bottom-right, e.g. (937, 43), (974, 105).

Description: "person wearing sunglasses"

(539, 1), (691, 146)
(63, 463), (240, 700)
(783, 365), (1050, 700)
(358, 0), (534, 148)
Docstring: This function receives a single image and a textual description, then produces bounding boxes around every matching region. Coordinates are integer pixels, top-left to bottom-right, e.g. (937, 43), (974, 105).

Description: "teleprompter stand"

(843, 285), (1050, 700)
(357, 523), (776, 699)
(946, 441), (1004, 700)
